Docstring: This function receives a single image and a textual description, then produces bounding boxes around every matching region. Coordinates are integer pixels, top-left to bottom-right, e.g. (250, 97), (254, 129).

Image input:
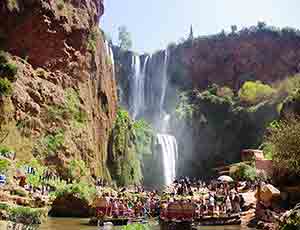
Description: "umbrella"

(217, 175), (234, 182)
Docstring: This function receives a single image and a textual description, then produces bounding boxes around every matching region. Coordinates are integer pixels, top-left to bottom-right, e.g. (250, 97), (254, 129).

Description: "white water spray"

(131, 55), (149, 120)
(157, 134), (178, 185)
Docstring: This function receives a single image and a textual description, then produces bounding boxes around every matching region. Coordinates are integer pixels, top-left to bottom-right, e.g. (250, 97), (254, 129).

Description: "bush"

(0, 78), (12, 96)
(48, 88), (86, 126)
(52, 181), (96, 203)
(67, 160), (87, 181)
(265, 116), (300, 175)
(133, 119), (154, 155)
(87, 27), (100, 52)
(41, 130), (65, 156)
(238, 81), (276, 105)
(230, 163), (257, 181)
(8, 206), (47, 225)
(122, 224), (151, 230)
(0, 159), (11, 174)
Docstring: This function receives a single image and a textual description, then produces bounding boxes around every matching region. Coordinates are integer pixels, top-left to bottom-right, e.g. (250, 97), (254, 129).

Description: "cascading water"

(130, 55), (149, 120)
(118, 48), (179, 186)
(156, 49), (178, 185)
(157, 134), (178, 185)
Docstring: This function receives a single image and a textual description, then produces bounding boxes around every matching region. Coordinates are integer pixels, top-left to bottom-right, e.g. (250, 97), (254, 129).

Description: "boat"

(196, 213), (241, 226)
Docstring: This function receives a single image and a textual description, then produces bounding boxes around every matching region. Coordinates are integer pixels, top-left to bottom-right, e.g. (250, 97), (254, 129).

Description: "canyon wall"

(0, 0), (117, 180)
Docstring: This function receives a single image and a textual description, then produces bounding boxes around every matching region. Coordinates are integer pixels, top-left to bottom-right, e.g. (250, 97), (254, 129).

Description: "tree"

(257, 21), (267, 30)
(118, 26), (132, 51)
(188, 25), (194, 40)
(238, 81), (276, 105)
(265, 116), (300, 175)
(231, 25), (238, 34)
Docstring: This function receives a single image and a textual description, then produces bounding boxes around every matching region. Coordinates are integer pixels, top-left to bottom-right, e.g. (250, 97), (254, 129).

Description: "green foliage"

(0, 52), (18, 82)
(8, 206), (47, 225)
(40, 129), (65, 157)
(133, 119), (154, 155)
(176, 91), (195, 120)
(0, 202), (9, 211)
(18, 159), (46, 188)
(230, 163), (257, 181)
(0, 78), (12, 96)
(118, 26), (132, 51)
(260, 142), (274, 160)
(48, 88), (86, 126)
(0, 158), (11, 174)
(12, 188), (27, 197)
(238, 81), (276, 105)
(122, 223), (151, 230)
(67, 159), (87, 181)
(52, 181), (96, 203)
(109, 108), (143, 186)
(56, 0), (65, 10)
(265, 116), (300, 175)
(87, 27), (100, 52)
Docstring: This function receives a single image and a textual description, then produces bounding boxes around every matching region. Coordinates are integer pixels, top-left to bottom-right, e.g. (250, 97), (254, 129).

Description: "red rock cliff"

(0, 0), (117, 180)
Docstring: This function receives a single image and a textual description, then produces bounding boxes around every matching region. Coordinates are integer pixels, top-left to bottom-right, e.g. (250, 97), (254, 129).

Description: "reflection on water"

(0, 218), (257, 230)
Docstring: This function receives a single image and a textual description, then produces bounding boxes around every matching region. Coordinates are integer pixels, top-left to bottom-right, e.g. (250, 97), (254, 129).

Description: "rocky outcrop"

(168, 27), (300, 91)
(0, 0), (117, 180)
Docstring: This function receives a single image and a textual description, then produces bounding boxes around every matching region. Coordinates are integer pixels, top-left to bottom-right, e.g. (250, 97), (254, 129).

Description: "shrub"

(133, 119), (154, 155)
(40, 129), (65, 156)
(238, 81), (276, 105)
(18, 159), (46, 188)
(11, 188), (27, 197)
(0, 78), (12, 96)
(67, 160), (87, 181)
(265, 116), (300, 175)
(87, 27), (100, 52)
(8, 206), (47, 225)
(0, 202), (9, 211)
(0, 159), (11, 174)
(48, 88), (86, 126)
(230, 163), (257, 181)
(122, 224), (151, 230)
(52, 181), (96, 203)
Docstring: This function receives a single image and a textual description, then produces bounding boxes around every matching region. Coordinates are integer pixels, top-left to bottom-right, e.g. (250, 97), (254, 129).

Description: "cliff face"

(0, 0), (117, 180)
(168, 29), (300, 90)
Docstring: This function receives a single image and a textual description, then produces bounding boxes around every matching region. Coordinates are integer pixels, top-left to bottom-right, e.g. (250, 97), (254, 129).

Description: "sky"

(101, 0), (300, 54)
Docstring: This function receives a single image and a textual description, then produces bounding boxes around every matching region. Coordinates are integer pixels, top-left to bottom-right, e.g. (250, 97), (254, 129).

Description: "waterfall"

(157, 134), (178, 185)
(156, 49), (178, 185)
(160, 49), (169, 113)
(130, 55), (149, 120)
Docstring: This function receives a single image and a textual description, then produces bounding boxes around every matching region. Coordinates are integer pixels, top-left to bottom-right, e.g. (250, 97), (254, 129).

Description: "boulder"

(49, 193), (91, 218)
(256, 184), (280, 204)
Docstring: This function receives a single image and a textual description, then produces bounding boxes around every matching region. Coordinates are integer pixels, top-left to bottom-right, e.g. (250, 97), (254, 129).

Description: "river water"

(0, 218), (257, 230)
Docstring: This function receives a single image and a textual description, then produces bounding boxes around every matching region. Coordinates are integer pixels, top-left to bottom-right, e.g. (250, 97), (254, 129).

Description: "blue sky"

(101, 0), (300, 54)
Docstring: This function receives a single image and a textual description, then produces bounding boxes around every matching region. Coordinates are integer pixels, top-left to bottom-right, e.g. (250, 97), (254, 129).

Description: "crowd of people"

(94, 176), (247, 222)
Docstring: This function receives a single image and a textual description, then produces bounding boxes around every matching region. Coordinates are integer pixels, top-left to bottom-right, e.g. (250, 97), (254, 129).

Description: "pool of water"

(0, 218), (257, 230)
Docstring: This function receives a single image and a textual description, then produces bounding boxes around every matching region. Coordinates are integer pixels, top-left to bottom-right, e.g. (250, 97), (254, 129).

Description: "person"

(0, 174), (6, 187)
(208, 194), (215, 216)
(225, 195), (232, 214)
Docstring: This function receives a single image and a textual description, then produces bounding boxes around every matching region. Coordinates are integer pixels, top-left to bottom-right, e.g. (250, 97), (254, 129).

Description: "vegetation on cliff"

(108, 108), (154, 186)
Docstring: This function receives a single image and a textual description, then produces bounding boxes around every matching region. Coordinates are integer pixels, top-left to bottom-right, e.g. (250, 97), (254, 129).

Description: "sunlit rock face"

(167, 29), (300, 91)
(0, 0), (117, 180)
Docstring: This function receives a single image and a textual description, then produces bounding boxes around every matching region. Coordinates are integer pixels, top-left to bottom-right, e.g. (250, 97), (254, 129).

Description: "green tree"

(118, 26), (132, 51)
(231, 25), (238, 34)
(188, 25), (194, 40)
(238, 81), (276, 105)
(257, 21), (267, 30)
(265, 116), (300, 175)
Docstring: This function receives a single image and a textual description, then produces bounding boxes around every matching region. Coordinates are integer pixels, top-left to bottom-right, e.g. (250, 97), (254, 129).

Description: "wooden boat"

(159, 201), (195, 230)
